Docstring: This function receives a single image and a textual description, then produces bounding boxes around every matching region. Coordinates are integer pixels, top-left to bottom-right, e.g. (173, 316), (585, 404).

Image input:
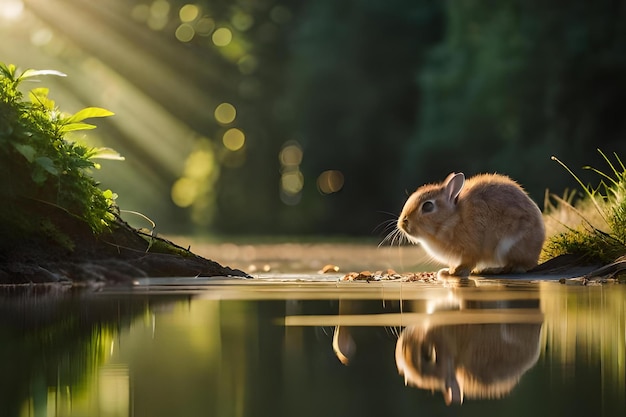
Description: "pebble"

(319, 264), (340, 274)
(342, 269), (437, 282)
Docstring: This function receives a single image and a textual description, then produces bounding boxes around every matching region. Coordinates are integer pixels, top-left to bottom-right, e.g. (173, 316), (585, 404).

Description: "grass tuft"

(543, 150), (626, 264)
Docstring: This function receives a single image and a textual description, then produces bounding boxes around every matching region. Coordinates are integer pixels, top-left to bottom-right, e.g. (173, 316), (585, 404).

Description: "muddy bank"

(0, 203), (247, 284)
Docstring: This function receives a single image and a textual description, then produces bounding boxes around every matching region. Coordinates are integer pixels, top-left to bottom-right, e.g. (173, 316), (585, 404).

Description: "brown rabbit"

(397, 173), (545, 277)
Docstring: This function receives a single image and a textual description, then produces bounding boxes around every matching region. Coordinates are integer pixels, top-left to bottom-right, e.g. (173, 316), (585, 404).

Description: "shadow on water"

(1, 278), (625, 417)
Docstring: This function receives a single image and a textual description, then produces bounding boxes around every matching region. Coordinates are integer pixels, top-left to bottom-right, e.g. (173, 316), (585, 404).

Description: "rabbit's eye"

(420, 344), (437, 364)
(421, 201), (435, 213)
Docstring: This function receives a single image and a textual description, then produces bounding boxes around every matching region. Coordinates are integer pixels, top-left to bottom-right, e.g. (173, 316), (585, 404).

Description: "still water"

(1, 277), (625, 417)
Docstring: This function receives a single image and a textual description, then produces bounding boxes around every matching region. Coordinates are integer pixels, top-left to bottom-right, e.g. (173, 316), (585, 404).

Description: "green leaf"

(0, 63), (16, 79)
(63, 107), (114, 124)
(35, 156), (59, 176)
(88, 147), (125, 161)
(29, 87), (55, 109)
(103, 189), (118, 201)
(19, 69), (67, 80)
(72, 158), (96, 169)
(13, 143), (36, 162)
(58, 122), (97, 133)
(29, 87), (49, 98)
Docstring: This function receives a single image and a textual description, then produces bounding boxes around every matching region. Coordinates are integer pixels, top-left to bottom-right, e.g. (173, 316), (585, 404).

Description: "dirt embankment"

(0, 202), (247, 284)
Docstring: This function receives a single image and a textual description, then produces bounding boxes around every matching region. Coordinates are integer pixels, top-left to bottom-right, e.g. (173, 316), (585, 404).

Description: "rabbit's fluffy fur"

(398, 173), (545, 277)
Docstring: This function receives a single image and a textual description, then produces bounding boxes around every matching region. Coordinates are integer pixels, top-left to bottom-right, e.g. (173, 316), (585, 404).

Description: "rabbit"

(397, 172), (545, 277)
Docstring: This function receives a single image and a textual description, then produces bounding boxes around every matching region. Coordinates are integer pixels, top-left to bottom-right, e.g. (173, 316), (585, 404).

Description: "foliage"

(543, 151), (626, 264)
(0, 63), (122, 239)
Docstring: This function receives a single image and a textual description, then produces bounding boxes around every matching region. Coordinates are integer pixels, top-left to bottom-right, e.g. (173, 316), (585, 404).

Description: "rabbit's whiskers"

(378, 224), (408, 248)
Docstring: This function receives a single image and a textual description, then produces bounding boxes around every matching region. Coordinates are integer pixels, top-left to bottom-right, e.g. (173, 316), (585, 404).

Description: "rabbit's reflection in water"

(395, 320), (542, 405)
(332, 292), (543, 406)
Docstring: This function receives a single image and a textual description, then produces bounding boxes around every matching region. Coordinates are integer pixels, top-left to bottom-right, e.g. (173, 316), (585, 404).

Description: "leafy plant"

(543, 150), (626, 264)
(0, 63), (122, 237)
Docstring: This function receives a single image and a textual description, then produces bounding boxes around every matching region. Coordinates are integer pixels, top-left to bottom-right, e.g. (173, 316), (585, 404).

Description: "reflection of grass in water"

(28, 325), (118, 415)
(0, 290), (151, 416)
(539, 283), (626, 409)
(542, 151), (626, 264)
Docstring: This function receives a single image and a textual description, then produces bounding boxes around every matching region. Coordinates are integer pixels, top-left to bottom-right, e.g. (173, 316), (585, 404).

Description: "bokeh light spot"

(184, 148), (216, 179)
(212, 27), (232, 47)
(148, 16), (168, 31)
(232, 12), (254, 31)
(0, 0), (24, 21)
(214, 102), (236, 125)
(281, 170), (304, 195)
(279, 142), (303, 167)
(222, 128), (245, 151)
(31, 28), (53, 46)
(317, 170), (345, 194)
(195, 17), (215, 36)
(147, 0), (170, 30)
(280, 192), (301, 206)
(150, 0), (170, 18)
(175, 23), (195, 42)
(179, 4), (199, 22)
(171, 177), (198, 207)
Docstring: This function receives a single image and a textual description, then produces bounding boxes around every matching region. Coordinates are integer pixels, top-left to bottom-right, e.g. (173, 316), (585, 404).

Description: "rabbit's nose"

(399, 216), (408, 230)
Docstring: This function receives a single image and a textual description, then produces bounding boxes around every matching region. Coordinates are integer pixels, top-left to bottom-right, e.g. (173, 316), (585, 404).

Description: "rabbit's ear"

(444, 173), (465, 203)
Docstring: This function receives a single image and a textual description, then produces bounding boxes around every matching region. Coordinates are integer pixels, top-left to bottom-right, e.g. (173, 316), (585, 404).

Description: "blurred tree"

(403, 0), (626, 205)
(7, 0), (626, 237)
(129, 0), (626, 235)
(281, 0), (444, 234)
(209, 0), (305, 235)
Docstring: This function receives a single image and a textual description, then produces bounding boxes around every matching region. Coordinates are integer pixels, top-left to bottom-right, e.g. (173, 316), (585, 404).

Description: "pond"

(2, 272), (625, 417)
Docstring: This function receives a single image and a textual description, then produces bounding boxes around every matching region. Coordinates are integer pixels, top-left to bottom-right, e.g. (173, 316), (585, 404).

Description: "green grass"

(543, 150), (626, 264)
(0, 63), (122, 241)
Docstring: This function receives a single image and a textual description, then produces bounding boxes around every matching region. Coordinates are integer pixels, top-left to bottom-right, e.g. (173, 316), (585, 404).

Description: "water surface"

(2, 277), (625, 417)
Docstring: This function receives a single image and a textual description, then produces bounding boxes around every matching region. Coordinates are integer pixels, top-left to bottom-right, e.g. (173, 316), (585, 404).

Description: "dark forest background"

(3, 0), (626, 237)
